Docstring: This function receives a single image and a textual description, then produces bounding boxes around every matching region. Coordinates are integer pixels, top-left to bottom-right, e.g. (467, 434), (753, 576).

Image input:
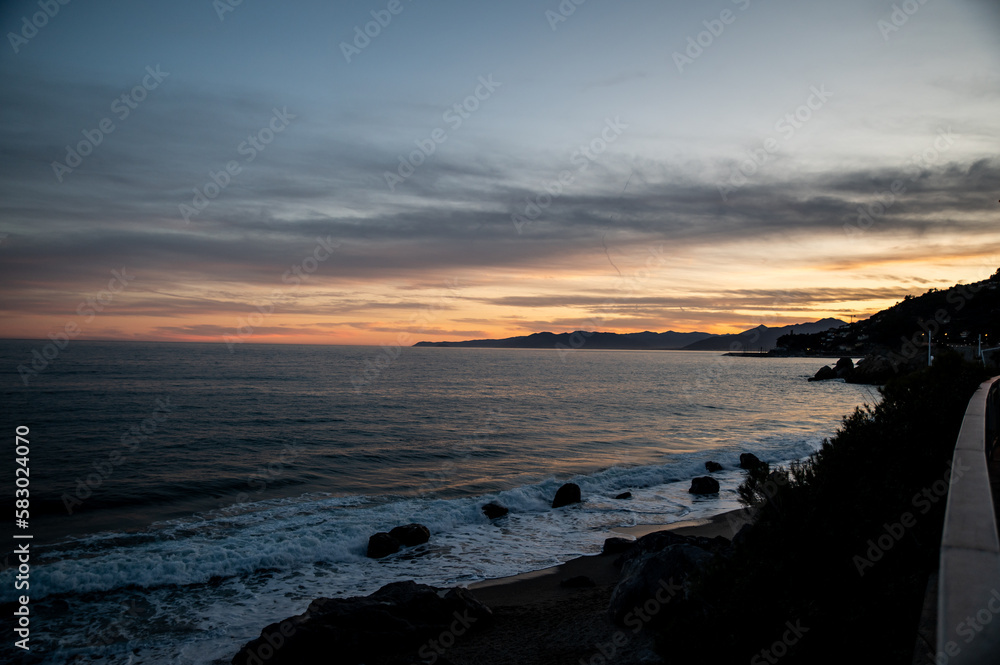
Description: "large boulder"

(232, 581), (493, 665)
(704, 461), (723, 473)
(366, 532), (400, 559)
(552, 482), (582, 508)
(613, 529), (731, 571)
(389, 524), (430, 547)
(608, 544), (713, 626)
(689, 476), (720, 495)
(847, 351), (924, 385)
(807, 365), (837, 382)
(481, 502), (509, 519)
(834, 356), (854, 378)
(603, 537), (636, 556)
(739, 453), (764, 470)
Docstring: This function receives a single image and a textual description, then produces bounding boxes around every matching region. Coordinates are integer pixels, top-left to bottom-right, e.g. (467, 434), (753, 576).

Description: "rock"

(560, 575), (596, 588)
(807, 365), (837, 381)
(552, 482), (582, 508)
(608, 544), (713, 626)
(705, 461), (723, 473)
(366, 532), (400, 559)
(847, 351), (924, 385)
(602, 537), (635, 556)
(739, 453), (764, 470)
(232, 580), (493, 665)
(689, 476), (720, 494)
(613, 530), (730, 570)
(614, 491), (633, 500)
(834, 356), (854, 378)
(389, 524), (430, 547)
(732, 522), (754, 549)
(482, 502), (509, 519)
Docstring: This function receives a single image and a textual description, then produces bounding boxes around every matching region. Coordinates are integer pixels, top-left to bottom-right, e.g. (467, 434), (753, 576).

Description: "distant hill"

(413, 330), (713, 350)
(777, 269), (1000, 358)
(412, 319), (847, 352)
(680, 318), (848, 352)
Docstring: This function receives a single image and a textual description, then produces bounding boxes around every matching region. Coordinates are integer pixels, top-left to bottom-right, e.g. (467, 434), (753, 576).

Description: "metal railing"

(937, 375), (1000, 663)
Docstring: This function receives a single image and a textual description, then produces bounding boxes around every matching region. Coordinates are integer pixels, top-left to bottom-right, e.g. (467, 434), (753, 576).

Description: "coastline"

(441, 508), (754, 664)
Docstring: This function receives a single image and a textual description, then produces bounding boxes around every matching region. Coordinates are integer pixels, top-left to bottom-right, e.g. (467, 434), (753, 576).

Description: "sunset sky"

(1, 0), (998, 345)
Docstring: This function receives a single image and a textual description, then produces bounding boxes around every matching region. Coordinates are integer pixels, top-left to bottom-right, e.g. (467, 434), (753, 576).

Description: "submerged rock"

(389, 523), (430, 547)
(689, 476), (720, 494)
(232, 580), (492, 665)
(615, 491), (633, 500)
(705, 461), (723, 473)
(366, 532), (400, 559)
(552, 482), (582, 508)
(482, 502), (509, 519)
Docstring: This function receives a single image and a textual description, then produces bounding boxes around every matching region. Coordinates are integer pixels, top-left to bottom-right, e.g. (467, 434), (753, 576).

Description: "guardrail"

(938, 375), (1000, 663)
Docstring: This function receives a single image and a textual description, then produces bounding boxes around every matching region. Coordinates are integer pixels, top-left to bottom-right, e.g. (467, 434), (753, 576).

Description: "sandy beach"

(442, 509), (754, 665)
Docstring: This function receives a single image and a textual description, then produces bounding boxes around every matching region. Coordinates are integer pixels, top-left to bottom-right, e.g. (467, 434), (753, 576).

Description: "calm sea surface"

(0, 341), (876, 664)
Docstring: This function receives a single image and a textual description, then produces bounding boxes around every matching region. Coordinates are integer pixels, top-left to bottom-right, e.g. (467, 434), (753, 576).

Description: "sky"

(1, 0), (998, 346)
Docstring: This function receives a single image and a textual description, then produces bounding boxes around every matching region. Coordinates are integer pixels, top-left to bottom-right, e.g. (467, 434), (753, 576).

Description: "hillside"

(680, 318), (846, 352)
(413, 330), (712, 350)
(776, 269), (1000, 361)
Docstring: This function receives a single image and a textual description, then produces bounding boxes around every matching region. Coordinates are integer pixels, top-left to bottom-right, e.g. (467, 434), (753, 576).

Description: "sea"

(0, 341), (878, 664)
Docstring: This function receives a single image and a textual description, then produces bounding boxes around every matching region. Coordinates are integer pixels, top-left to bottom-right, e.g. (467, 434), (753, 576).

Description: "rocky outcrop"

(809, 357), (856, 382)
(834, 356), (854, 376)
(552, 483), (582, 508)
(232, 581), (492, 665)
(704, 461), (723, 473)
(608, 544), (713, 626)
(481, 502), (509, 519)
(808, 365), (837, 382)
(689, 477), (720, 494)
